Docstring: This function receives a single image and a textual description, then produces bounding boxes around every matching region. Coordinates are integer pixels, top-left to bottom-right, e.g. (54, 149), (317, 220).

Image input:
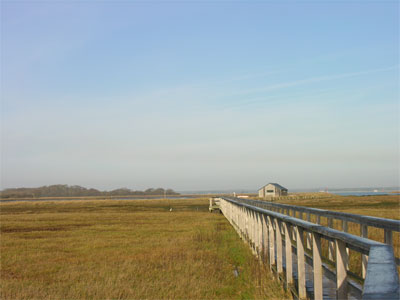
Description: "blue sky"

(1, 1), (399, 191)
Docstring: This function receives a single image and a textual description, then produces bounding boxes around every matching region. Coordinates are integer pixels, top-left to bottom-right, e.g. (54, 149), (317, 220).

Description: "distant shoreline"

(0, 194), (227, 203)
(2, 191), (399, 203)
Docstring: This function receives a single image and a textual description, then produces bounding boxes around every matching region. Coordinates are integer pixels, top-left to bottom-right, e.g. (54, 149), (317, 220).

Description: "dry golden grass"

(0, 198), (289, 300)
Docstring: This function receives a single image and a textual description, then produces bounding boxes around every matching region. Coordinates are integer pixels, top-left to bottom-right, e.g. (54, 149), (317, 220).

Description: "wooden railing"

(218, 197), (399, 300)
(232, 197), (400, 270)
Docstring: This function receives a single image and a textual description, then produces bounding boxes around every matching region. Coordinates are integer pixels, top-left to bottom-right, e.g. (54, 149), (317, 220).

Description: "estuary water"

(330, 191), (399, 196)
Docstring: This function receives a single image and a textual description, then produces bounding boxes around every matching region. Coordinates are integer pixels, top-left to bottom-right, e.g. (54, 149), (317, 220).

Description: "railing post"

(296, 226), (306, 299)
(258, 212), (263, 257)
(312, 232), (323, 300)
(262, 214), (268, 262)
(342, 219), (348, 232)
(254, 211), (258, 255)
(248, 210), (253, 248)
(241, 206), (244, 238)
(283, 222), (293, 288)
(245, 208), (249, 242)
(268, 216), (275, 269)
(328, 217), (334, 261)
(254, 212), (258, 255)
(361, 224), (368, 279)
(254, 212), (260, 256)
(255, 212), (261, 257)
(237, 205), (240, 230)
(306, 212), (312, 250)
(242, 206), (245, 239)
(248, 208), (252, 244)
(250, 210), (255, 253)
(238, 205), (241, 233)
(230, 201), (233, 224)
(336, 239), (348, 299)
(341, 220), (350, 266)
(238, 205), (241, 234)
(384, 229), (393, 246)
(234, 204), (237, 230)
(275, 219), (283, 274)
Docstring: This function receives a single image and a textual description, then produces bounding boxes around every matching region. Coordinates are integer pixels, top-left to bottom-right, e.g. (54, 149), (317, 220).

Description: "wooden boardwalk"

(212, 196), (400, 300)
(208, 197), (221, 212)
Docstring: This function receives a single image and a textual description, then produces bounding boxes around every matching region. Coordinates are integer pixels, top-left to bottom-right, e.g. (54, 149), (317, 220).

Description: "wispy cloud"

(213, 65), (399, 110)
(233, 65), (398, 96)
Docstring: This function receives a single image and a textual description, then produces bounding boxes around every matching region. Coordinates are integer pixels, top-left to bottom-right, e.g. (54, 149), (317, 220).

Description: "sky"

(1, 1), (399, 192)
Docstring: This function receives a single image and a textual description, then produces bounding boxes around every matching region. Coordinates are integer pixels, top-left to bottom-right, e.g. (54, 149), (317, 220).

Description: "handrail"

(230, 196), (400, 268)
(222, 197), (382, 252)
(217, 196), (400, 300)
(234, 197), (400, 231)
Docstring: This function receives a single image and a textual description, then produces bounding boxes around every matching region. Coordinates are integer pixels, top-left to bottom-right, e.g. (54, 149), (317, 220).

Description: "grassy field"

(0, 198), (289, 300)
(2, 194), (398, 299)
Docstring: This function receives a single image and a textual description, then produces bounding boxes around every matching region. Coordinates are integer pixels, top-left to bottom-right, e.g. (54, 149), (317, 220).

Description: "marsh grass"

(1, 198), (289, 300)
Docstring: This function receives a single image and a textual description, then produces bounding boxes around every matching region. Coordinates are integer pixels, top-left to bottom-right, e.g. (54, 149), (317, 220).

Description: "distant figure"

(169, 208), (172, 212)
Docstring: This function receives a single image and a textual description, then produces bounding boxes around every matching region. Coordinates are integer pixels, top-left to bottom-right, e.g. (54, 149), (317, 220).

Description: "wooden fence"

(218, 197), (399, 300)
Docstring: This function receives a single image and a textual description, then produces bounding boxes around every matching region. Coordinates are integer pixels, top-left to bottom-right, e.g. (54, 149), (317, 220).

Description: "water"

(330, 191), (399, 196)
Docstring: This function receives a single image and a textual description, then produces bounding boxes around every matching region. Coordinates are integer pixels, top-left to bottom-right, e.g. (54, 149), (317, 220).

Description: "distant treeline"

(0, 184), (180, 199)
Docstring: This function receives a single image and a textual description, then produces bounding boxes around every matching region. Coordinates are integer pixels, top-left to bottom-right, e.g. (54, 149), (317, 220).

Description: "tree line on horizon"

(0, 184), (180, 199)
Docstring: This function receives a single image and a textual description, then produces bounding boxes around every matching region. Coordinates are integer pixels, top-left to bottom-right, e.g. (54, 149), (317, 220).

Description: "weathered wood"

(362, 245), (400, 300)
(384, 229), (393, 246)
(361, 224), (368, 279)
(283, 222), (293, 287)
(306, 212), (312, 250)
(342, 220), (350, 269)
(342, 220), (348, 232)
(254, 212), (259, 255)
(336, 239), (348, 299)
(268, 216), (275, 269)
(275, 219), (283, 274)
(296, 226), (306, 299)
(312, 232), (323, 300)
(262, 214), (268, 261)
(258, 212), (263, 257)
(245, 208), (249, 242)
(251, 210), (256, 253)
(328, 217), (334, 261)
